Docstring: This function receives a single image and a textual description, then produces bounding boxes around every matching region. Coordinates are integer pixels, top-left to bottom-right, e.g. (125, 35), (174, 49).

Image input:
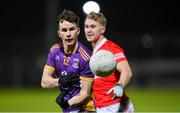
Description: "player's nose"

(66, 30), (71, 38)
(86, 28), (92, 33)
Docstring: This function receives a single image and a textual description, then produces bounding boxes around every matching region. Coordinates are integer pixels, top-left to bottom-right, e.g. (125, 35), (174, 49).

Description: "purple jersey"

(45, 42), (94, 112)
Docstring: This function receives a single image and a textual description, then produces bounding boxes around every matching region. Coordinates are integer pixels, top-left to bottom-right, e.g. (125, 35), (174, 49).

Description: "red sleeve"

(100, 40), (127, 63)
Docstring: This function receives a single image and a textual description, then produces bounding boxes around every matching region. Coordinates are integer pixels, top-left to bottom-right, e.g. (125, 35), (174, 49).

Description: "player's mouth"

(87, 34), (94, 38)
(65, 39), (73, 42)
(87, 34), (93, 36)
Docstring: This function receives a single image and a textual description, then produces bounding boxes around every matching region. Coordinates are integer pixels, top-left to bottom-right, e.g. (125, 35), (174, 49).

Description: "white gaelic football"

(90, 50), (117, 77)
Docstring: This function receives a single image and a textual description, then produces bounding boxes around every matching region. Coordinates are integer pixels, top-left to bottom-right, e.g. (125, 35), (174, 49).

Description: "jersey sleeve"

(79, 60), (94, 82)
(113, 48), (127, 63)
(107, 43), (127, 63)
(45, 50), (55, 71)
(78, 45), (94, 81)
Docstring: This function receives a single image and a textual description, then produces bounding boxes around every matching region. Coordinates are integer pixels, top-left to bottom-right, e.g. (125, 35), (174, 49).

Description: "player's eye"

(90, 25), (96, 29)
(85, 25), (89, 28)
(69, 27), (76, 31)
(61, 28), (67, 32)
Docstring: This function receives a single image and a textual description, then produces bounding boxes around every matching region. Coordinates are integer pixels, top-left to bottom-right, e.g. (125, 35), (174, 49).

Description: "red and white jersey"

(93, 38), (128, 108)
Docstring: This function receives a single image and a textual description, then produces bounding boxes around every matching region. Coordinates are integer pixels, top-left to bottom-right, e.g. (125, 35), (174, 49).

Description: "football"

(90, 50), (116, 77)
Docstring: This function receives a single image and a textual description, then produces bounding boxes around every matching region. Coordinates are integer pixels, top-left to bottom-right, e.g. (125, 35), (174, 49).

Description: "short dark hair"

(57, 9), (80, 29)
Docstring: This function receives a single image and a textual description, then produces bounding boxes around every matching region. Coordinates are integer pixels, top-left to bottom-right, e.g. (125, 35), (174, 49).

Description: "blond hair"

(86, 12), (106, 27)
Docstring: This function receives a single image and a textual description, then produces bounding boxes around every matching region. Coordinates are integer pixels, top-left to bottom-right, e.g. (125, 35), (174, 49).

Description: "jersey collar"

(93, 37), (107, 54)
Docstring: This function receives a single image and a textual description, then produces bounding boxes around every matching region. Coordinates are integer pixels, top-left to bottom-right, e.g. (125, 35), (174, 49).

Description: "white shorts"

(124, 100), (134, 113)
(96, 100), (134, 113)
(68, 110), (80, 113)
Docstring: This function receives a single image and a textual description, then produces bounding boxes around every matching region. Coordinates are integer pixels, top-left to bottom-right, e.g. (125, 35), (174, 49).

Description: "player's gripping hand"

(58, 74), (80, 88)
(106, 83), (124, 99)
(56, 91), (69, 109)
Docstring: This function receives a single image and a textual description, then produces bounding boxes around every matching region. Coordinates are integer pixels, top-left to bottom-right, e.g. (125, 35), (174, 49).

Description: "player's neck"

(92, 35), (104, 49)
(64, 42), (77, 54)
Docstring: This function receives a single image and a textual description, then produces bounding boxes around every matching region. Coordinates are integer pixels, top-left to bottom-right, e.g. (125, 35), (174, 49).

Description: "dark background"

(0, 0), (180, 88)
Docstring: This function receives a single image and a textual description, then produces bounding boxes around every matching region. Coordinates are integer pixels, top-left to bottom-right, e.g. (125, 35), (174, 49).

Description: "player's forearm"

(68, 90), (89, 106)
(118, 70), (132, 87)
(68, 80), (92, 106)
(41, 77), (59, 88)
(117, 61), (133, 87)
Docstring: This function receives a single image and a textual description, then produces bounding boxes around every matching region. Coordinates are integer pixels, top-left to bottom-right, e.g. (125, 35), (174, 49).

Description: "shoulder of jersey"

(50, 43), (63, 52)
(78, 47), (91, 61)
(106, 40), (124, 51)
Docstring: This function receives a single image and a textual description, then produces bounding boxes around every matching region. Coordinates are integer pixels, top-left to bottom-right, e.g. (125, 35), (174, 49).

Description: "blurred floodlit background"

(0, 0), (180, 112)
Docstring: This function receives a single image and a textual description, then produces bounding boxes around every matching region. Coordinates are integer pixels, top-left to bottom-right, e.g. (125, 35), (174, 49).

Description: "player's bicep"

(42, 65), (55, 78)
(41, 65), (57, 88)
(116, 61), (132, 74)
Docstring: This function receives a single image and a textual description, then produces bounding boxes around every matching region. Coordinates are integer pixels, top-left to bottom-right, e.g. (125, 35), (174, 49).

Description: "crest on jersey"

(72, 58), (79, 68)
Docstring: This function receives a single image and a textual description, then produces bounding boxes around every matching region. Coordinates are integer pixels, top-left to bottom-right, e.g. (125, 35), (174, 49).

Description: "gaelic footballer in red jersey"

(84, 12), (134, 113)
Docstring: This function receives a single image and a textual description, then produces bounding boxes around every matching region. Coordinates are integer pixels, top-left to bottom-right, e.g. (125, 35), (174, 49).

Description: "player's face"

(84, 19), (105, 43)
(57, 20), (80, 47)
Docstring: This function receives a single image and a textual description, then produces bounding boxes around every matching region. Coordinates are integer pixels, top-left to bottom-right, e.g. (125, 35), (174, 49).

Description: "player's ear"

(77, 27), (80, 35)
(101, 26), (106, 34)
(57, 30), (62, 38)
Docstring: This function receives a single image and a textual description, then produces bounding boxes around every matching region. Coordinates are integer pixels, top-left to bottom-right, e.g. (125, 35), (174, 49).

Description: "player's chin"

(86, 37), (94, 42)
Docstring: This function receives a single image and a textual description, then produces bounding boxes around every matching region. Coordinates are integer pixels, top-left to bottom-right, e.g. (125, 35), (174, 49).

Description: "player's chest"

(54, 54), (81, 70)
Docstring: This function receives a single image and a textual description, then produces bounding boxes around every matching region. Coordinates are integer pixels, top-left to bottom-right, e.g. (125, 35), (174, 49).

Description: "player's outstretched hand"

(56, 91), (69, 109)
(58, 74), (80, 87)
(106, 83), (124, 99)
